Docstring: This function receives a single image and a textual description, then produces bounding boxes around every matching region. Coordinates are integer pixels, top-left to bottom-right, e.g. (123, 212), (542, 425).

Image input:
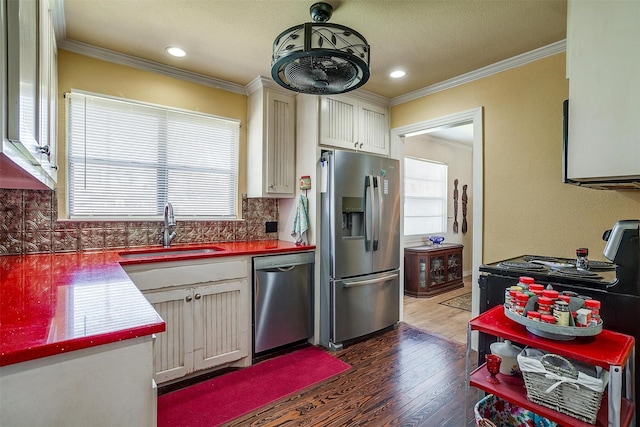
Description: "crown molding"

(57, 36), (565, 102)
(58, 39), (248, 95)
(349, 88), (391, 107)
(390, 39), (566, 107)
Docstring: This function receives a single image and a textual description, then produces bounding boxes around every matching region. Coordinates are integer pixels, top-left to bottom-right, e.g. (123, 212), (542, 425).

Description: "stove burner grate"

(496, 261), (546, 271)
(583, 260), (616, 271)
(523, 255), (562, 263)
(548, 268), (602, 279)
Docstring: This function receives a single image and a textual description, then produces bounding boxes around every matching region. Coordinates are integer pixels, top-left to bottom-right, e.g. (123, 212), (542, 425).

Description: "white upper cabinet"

(565, 0), (640, 183)
(320, 94), (389, 155)
(1, 0), (58, 189)
(246, 77), (296, 198)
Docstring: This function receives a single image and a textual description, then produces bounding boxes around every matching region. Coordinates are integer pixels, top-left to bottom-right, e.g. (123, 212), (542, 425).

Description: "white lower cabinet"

(144, 279), (249, 384)
(124, 257), (251, 385)
(0, 337), (156, 427)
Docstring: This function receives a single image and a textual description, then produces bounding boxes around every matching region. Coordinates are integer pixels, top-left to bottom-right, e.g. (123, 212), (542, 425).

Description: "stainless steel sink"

(119, 247), (222, 259)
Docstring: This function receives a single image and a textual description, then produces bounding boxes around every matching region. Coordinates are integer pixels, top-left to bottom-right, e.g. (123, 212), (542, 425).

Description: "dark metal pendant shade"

(271, 2), (370, 94)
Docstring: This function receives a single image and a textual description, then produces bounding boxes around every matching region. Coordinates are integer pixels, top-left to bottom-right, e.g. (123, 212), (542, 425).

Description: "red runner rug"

(157, 346), (351, 427)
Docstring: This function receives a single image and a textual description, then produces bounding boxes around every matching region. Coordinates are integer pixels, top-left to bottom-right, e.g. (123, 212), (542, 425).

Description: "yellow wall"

(391, 53), (640, 263)
(56, 50), (248, 217)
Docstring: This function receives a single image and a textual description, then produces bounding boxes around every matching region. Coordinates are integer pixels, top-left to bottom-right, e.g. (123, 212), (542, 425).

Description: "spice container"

(527, 311), (541, 322)
(575, 308), (592, 327)
(537, 296), (553, 315)
(506, 288), (521, 310)
(517, 276), (535, 290)
(584, 299), (601, 321)
(504, 286), (521, 308)
(553, 300), (571, 326)
(542, 289), (559, 300)
(559, 295), (571, 304)
(576, 247), (589, 270)
(514, 292), (529, 316)
(529, 283), (544, 292)
(540, 314), (556, 324)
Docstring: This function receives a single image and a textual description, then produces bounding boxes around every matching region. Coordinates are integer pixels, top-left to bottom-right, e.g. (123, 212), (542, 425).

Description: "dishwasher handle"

(256, 265), (298, 273)
(343, 272), (399, 288)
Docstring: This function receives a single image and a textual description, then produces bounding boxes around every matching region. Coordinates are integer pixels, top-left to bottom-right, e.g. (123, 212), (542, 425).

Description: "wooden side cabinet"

(404, 243), (463, 297)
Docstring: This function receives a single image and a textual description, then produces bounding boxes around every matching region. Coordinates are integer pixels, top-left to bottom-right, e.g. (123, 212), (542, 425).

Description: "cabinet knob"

(38, 145), (51, 156)
(359, 143), (364, 149)
(353, 142), (358, 148)
(194, 293), (201, 300)
(185, 295), (193, 302)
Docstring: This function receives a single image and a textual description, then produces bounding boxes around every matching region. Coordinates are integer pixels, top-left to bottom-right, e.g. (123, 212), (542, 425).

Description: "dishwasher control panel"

(253, 251), (314, 269)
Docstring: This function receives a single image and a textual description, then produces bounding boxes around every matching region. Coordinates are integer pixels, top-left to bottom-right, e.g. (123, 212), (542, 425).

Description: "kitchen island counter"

(0, 240), (314, 367)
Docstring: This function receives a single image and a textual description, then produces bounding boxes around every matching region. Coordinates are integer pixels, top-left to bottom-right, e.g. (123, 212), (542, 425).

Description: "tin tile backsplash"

(0, 189), (279, 255)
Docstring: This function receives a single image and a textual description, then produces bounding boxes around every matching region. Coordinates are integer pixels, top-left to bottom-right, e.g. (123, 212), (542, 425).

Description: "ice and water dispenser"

(341, 197), (364, 237)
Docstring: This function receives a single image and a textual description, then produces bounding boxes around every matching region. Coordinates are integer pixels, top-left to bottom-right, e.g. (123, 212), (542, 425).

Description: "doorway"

(391, 108), (484, 346)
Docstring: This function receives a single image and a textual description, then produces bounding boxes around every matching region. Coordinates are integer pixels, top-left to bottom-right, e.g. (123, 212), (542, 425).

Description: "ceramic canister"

(490, 340), (523, 375)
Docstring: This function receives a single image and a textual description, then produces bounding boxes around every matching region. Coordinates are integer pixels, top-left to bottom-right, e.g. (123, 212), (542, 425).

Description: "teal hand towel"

(291, 195), (309, 244)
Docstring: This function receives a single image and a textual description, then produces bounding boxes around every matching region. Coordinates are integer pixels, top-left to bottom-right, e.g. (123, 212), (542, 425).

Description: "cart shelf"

(466, 306), (636, 427)
(470, 365), (635, 427)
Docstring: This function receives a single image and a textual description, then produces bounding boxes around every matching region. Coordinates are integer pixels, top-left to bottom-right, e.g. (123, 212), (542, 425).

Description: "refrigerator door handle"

(373, 176), (382, 251)
(343, 272), (399, 288)
(364, 175), (373, 251)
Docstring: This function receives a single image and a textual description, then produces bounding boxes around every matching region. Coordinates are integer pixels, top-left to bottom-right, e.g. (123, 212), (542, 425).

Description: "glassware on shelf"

(485, 354), (502, 384)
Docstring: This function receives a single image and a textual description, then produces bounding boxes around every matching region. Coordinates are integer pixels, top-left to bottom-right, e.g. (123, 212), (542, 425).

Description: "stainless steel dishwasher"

(252, 251), (314, 356)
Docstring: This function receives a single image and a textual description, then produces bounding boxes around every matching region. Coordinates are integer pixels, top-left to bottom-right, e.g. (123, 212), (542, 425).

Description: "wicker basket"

(517, 352), (607, 424)
(473, 394), (557, 427)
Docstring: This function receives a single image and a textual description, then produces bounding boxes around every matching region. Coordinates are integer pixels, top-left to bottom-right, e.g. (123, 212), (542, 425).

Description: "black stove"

(481, 254), (617, 287)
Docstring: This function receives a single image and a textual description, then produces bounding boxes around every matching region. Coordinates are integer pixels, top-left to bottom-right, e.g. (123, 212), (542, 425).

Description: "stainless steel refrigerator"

(319, 149), (401, 350)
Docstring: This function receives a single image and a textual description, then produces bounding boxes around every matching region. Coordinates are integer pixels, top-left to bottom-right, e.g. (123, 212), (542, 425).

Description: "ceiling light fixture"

(166, 47), (186, 57)
(271, 2), (370, 94)
(390, 70), (406, 78)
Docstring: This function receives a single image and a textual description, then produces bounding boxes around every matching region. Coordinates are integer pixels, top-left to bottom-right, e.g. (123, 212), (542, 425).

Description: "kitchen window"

(66, 91), (240, 219)
(403, 157), (447, 238)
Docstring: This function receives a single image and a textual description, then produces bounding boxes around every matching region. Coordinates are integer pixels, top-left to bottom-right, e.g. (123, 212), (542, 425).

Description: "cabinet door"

(38, 0), (57, 181)
(320, 95), (358, 150)
(265, 90), (295, 196)
(358, 101), (389, 155)
(446, 249), (462, 282)
(192, 279), (249, 371)
(144, 287), (194, 384)
(429, 254), (446, 286)
(566, 0), (640, 180)
(6, 0), (40, 157)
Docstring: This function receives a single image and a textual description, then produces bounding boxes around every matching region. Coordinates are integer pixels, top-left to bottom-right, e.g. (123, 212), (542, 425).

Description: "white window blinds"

(404, 157), (447, 236)
(66, 91), (240, 219)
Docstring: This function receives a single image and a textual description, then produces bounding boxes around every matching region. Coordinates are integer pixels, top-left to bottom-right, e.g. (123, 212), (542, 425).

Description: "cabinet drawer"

(125, 258), (249, 291)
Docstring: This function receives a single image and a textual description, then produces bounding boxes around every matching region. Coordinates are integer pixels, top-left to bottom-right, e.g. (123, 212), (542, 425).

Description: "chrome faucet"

(163, 202), (177, 247)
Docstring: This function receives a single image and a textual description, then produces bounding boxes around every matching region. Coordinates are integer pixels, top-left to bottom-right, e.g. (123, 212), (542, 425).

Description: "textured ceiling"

(61, 0), (567, 99)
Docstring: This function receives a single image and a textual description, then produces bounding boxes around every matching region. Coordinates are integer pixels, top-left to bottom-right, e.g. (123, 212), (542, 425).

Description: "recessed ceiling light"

(166, 47), (186, 57)
(390, 70), (406, 78)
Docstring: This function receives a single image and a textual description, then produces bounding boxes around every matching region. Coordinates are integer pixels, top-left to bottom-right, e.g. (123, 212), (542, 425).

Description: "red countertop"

(0, 240), (315, 367)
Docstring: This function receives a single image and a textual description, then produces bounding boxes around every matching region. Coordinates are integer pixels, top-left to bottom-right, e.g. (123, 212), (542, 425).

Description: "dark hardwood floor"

(225, 323), (478, 427)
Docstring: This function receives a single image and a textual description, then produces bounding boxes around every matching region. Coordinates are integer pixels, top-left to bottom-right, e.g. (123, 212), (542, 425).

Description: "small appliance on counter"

(478, 219), (640, 418)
